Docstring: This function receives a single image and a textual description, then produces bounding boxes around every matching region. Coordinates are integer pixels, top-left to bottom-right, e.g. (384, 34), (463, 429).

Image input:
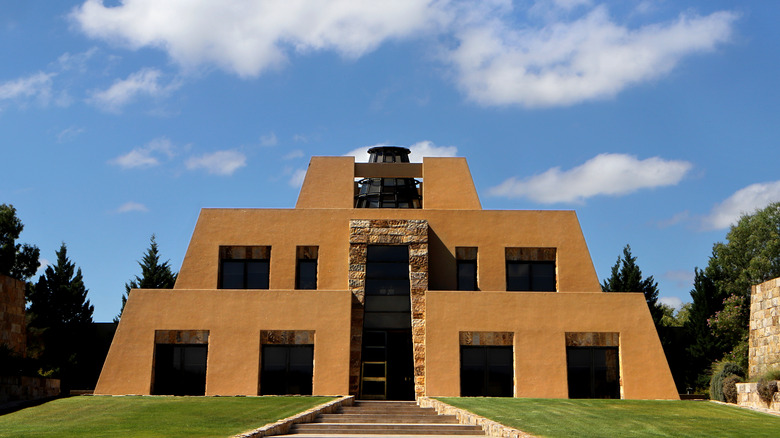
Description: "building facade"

(96, 148), (678, 400)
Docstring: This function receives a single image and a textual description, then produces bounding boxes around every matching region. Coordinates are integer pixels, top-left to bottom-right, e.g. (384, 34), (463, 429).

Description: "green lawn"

(0, 395), (334, 438)
(438, 397), (780, 438)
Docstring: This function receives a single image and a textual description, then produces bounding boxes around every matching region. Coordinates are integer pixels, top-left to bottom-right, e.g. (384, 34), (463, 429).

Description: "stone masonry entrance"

(360, 245), (414, 400)
(348, 219), (428, 399)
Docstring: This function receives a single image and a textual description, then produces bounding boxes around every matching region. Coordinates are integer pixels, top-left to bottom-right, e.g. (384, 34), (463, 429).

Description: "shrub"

(709, 361), (744, 402)
(761, 368), (780, 381)
(722, 374), (741, 403)
(757, 379), (778, 406)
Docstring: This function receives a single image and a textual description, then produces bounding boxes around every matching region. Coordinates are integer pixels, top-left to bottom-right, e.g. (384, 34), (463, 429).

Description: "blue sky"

(2, 0), (778, 322)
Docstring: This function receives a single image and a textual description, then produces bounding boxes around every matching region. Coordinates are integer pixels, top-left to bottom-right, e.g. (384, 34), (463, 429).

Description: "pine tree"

(601, 244), (663, 324)
(27, 243), (93, 329)
(115, 235), (177, 322)
(26, 242), (93, 389)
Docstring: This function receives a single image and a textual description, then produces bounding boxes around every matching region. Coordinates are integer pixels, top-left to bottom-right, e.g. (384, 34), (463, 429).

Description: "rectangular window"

(296, 246), (318, 290)
(219, 246), (270, 289)
(365, 245), (410, 296)
(505, 248), (556, 291)
(460, 346), (513, 397)
(566, 346), (620, 399)
(260, 345), (314, 395)
(152, 330), (209, 396)
(456, 247), (478, 291)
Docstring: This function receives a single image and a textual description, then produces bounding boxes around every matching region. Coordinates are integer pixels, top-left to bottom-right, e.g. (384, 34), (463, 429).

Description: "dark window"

(506, 261), (555, 291)
(153, 344), (208, 396)
(296, 259), (317, 289)
(220, 259), (269, 289)
(365, 246), (410, 296)
(567, 346), (620, 399)
(457, 260), (478, 291)
(460, 346), (513, 397)
(296, 246), (318, 290)
(261, 345), (314, 395)
(456, 247), (478, 291)
(363, 245), (411, 330)
(355, 177), (422, 209)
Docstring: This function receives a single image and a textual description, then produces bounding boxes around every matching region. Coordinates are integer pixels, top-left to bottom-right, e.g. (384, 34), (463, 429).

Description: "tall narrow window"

(456, 247), (478, 291)
(505, 248), (556, 291)
(219, 246), (270, 289)
(296, 246), (318, 290)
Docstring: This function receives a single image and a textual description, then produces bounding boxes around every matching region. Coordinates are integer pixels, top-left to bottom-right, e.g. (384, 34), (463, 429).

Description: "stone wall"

(736, 382), (780, 413)
(419, 397), (535, 437)
(749, 277), (780, 378)
(348, 219), (428, 397)
(234, 396), (354, 438)
(0, 274), (26, 356)
(0, 375), (60, 403)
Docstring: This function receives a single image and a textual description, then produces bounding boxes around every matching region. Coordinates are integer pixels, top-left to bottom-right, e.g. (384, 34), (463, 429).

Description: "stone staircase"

(284, 400), (485, 436)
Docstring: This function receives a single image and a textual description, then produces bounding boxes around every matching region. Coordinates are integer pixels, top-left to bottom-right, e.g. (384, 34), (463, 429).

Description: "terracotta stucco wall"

(425, 291), (679, 400)
(95, 289), (352, 396)
(100, 154), (676, 399)
(175, 209), (601, 293)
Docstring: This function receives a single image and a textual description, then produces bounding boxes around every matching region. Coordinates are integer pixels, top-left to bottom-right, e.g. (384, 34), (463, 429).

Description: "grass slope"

(0, 395), (334, 438)
(438, 398), (780, 438)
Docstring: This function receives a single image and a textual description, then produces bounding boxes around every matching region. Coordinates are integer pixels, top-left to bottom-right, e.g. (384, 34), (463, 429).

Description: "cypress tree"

(26, 242), (93, 390)
(115, 235), (177, 322)
(601, 244), (663, 324)
(684, 268), (729, 389)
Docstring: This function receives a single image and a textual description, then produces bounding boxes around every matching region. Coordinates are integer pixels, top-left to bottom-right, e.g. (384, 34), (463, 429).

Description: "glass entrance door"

(360, 245), (414, 400)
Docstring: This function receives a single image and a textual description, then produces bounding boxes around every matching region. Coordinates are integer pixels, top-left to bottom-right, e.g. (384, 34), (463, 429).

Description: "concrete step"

(285, 400), (485, 436)
(316, 414), (459, 423)
(290, 423), (484, 435)
(339, 407), (439, 414)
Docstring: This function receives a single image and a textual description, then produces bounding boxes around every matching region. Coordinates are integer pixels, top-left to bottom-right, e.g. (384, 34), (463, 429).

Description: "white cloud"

(346, 140), (458, 163)
(71, 1), (738, 108)
(0, 72), (54, 104)
(490, 153), (692, 204)
(71, 0), (449, 77)
(115, 201), (149, 213)
(656, 210), (690, 228)
(110, 137), (176, 169)
(447, 6), (737, 107)
(659, 296), (683, 311)
(89, 68), (180, 112)
(663, 270), (694, 289)
(260, 132), (278, 147)
(35, 258), (51, 276)
(186, 150), (247, 176)
(56, 126), (86, 143)
(289, 168), (307, 187)
(701, 181), (780, 231)
(283, 150), (304, 160)
(529, 0), (593, 19)
(408, 140), (458, 162)
(56, 47), (98, 72)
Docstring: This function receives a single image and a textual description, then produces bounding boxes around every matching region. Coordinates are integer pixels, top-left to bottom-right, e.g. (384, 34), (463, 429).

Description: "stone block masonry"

(0, 274), (26, 356)
(749, 277), (780, 378)
(348, 219), (428, 397)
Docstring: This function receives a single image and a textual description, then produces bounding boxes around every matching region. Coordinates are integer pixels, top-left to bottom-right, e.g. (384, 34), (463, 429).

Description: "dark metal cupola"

(355, 146), (422, 208)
